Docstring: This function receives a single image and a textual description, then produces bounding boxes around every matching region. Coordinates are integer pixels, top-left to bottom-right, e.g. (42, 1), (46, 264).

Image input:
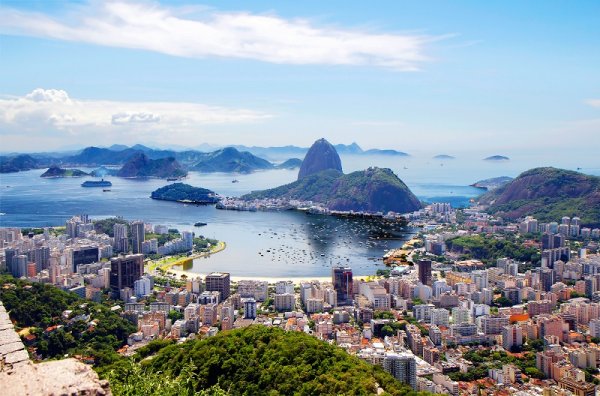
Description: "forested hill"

(105, 326), (426, 396)
(480, 167), (600, 226)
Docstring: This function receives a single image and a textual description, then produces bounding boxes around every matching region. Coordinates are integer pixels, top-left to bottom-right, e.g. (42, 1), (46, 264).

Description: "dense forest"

(104, 326), (428, 396)
(0, 275), (135, 366)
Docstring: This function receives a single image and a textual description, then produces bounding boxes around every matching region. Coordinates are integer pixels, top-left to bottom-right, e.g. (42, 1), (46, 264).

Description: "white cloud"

(0, 1), (436, 71)
(586, 99), (600, 108)
(0, 88), (271, 142)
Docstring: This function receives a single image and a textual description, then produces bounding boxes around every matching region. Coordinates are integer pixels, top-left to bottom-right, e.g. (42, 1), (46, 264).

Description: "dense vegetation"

(93, 217), (130, 237)
(40, 166), (89, 177)
(244, 167), (422, 213)
(481, 167), (600, 227)
(0, 275), (135, 366)
(105, 326), (426, 396)
(451, 349), (542, 382)
(151, 183), (219, 204)
(446, 235), (541, 266)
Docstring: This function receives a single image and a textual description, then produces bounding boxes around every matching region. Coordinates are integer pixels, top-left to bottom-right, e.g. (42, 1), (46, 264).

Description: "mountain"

(244, 167), (422, 213)
(117, 153), (187, 178)
(480, 167), (600, 226)
(484, 155), (510, 161)
(334, 142), (363, 155)
(151, 183), (219, 204)
(471, 176), (513, 191)
(364, 148), (409, 156)
(298, 138), (343, 179)
(274, 158), (303, 169)
(65, 147), (144, 165)
(433, 154), (455, 160)
(105, 326), (419, 396)
(40, 166), (89, 178)
(0, 154), (38, 173)
(107, 144), (129, 151)
(191, 147), (273, 173)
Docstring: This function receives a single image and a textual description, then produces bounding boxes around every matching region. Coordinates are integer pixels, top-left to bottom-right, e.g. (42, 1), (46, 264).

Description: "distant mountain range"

(0, 141), (410, 175)
(480, 167), (600, 226)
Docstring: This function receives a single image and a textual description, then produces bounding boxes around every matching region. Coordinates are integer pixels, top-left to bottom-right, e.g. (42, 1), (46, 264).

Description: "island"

(433, 154), (455, 160)
(117, 153), (187, 179)
(191, 147), (274, 173)
(483, 155), (510, 161)
(470, 176), (513, 191)
(274, 158), (303, 169)
(40, 166), (89, 178)
(151, 183), (220, 204)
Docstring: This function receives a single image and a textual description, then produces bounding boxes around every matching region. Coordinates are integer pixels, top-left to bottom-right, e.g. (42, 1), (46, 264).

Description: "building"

(274, 293), (295, 311)
(243, 298), (257, 319)
(109, 254), (144, 298)
(71, 246), (100, 273)
(502, 324), (523, 350)
(130, 221), (145, 255)
(332, 267), (353, 305)
(418, 260), (432, 286)
(383, 353), (417, 390)
(205, 272), (230, 300)
(114, 223), (128, 253)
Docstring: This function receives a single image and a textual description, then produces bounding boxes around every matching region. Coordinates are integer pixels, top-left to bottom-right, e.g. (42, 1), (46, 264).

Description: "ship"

(194, 222), (208, 227)
(166, 177), (179, 181)
(81, 179), (112, 187)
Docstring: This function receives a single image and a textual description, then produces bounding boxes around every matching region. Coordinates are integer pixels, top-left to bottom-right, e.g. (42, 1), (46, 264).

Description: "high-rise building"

(418, 260), (432, 286)
(502, 324), (523, 350)
(5, 248), (18, 276)
(383, 353), (417, 390)
(539, 268), (554, 292)
(114, 223), (128, 253)
(243, 298), (257, 319)
(131, 221), (145, 255)
(205, 272), (231, 300)
(109, 254), (144, 297)
(332, 267), (353, 305)
(72, 246), (99, 272)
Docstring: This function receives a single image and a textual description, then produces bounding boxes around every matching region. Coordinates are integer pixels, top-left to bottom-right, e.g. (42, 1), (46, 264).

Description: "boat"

(103, 189), (111, 192)
(231, 179), (239, 183)
(166, 177), (179, 181)
(194, 222), (208, 227)
(81, 179), (112, 187)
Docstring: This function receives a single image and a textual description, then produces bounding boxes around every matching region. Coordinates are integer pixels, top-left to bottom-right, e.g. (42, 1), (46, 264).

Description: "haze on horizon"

(0, 1), (599, 156)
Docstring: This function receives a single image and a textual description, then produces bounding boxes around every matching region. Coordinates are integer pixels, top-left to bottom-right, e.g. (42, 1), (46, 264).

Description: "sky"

(0, 0), (599, 154)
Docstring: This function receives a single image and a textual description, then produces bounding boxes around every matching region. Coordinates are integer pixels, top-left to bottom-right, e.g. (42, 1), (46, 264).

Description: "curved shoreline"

(146, 241), (227, 274)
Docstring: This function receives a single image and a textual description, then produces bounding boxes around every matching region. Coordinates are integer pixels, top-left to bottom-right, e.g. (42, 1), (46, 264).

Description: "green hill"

(117, 153), (187, 178)
(480, 167), (600, 226)
(105, 326), (423, 396)
(40, 165), (89, 178)
(151, 183), (219, 204)
(243, 167), (422, 213)
(0, 154), (39, 173)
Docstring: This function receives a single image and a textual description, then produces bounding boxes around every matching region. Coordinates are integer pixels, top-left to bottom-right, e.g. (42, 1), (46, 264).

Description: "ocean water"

(1, 153), (597, 277)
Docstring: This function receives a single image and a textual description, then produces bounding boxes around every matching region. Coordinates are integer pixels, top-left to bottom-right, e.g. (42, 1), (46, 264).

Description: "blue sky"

(1, 0), (599, 154)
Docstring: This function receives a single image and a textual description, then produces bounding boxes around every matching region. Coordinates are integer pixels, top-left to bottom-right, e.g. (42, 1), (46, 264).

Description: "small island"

(41, 166), (89, 178)
(483, 155), (510, 161)
(151, 183), (220, 204)
(275, 158), (303, 169)
(433, 154), (455, 160)
(470, 176), (513, 190)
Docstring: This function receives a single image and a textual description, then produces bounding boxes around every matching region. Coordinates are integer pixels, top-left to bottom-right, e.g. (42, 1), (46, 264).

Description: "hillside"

(298, 138), (343, 179)
(151, 183), (219, 204)
(40, 166), (89, 178)
(191, 147), (273, 173)
(0, 275), (135, 366)
(244, 167), (422, 213)
(480, 167), (600, 226)
(104, 326), (419, 396)
(117, 153), (187, 178)
(0, 154), (38, 173)
(470, 176), (513, 191)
